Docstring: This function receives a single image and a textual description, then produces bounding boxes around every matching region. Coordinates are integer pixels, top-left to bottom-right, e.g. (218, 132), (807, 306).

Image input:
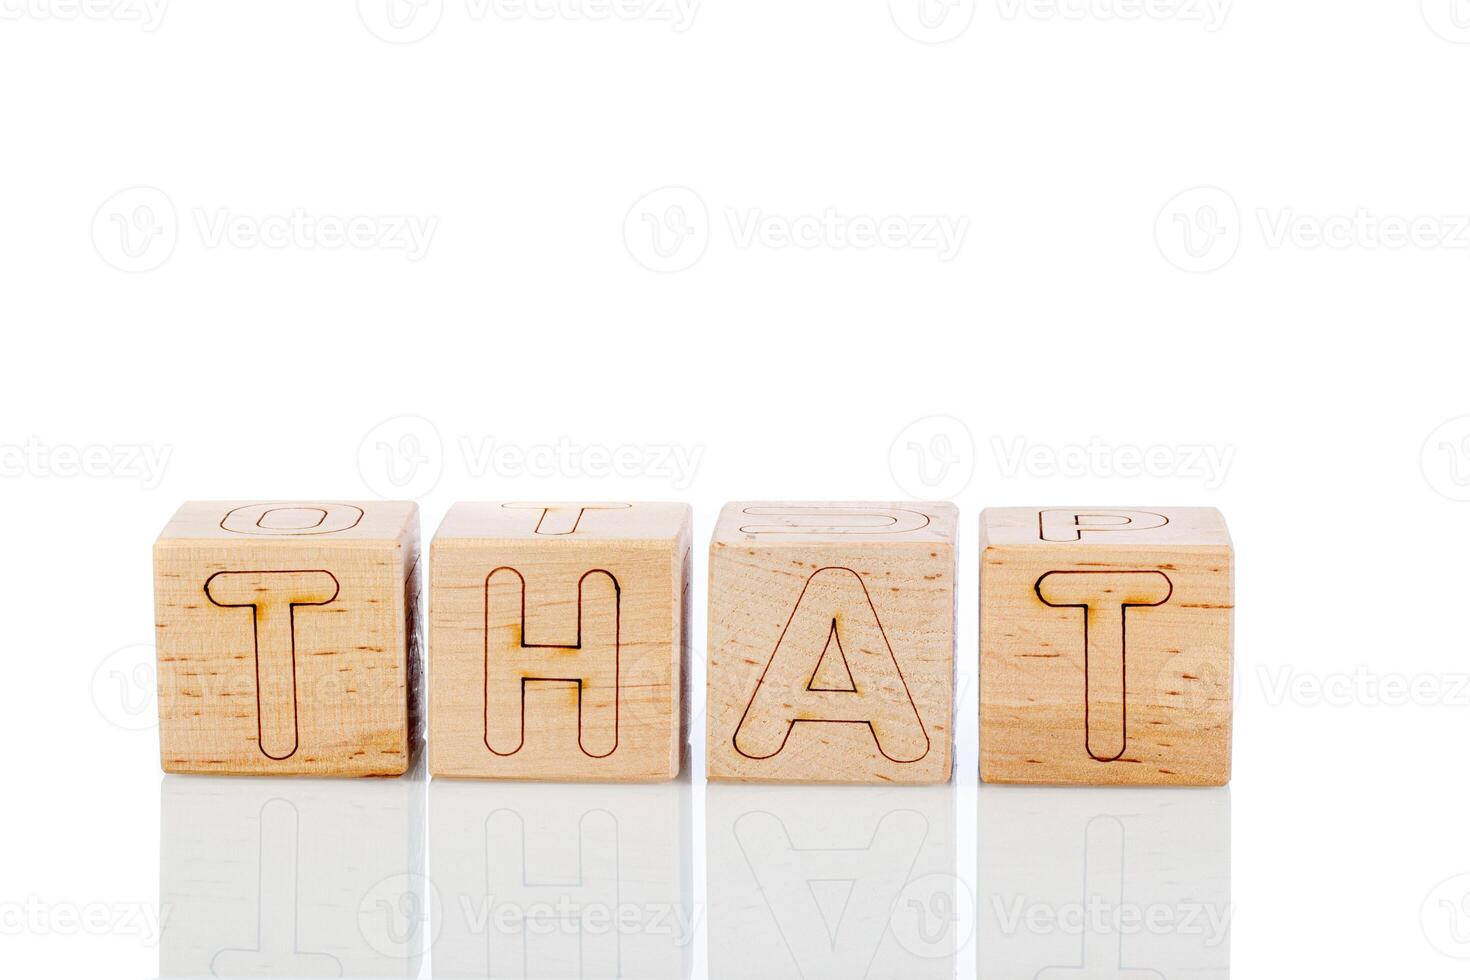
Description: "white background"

(4, 0), (1470, 976)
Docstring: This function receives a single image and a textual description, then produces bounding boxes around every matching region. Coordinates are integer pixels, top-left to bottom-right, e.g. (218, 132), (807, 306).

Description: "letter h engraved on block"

(203, 570), (341, 761)
(484, 567), (621, 758)
(1035, 571), (1172, 763)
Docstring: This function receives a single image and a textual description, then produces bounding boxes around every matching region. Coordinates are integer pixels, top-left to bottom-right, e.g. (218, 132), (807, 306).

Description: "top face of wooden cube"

(712, 501), (958, 547)
(434, 501), (689, 544)
(981, 506), (1231, 551)
(157, 500), (417, 545)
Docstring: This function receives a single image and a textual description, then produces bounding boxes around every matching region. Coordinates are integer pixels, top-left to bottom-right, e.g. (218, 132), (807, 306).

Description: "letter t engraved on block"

(203, 570), (341, 761)
(1035, 571), (1172, 763)
(483, 567), (621, 758)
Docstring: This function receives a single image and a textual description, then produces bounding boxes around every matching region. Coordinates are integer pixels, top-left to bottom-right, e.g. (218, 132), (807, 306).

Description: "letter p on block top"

(429, 503), (692, 780)
(153, 501), (422, 775)
(706, 502), (958, 784)
(980, 507), (1234, 786)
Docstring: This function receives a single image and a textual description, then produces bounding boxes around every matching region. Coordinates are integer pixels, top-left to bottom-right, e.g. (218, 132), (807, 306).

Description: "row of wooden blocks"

(155, 501), (1232, 785)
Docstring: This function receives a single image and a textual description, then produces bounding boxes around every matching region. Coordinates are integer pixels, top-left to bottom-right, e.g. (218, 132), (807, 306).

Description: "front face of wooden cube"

(429, 503), (691, 781)
(154, 501), (420, 776)
(707, 502), (957, 784)
(980, 507), (1233, 786)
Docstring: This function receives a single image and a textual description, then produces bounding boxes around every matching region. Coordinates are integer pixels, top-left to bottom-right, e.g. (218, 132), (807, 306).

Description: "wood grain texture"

(429, 502), (691, 781)
(707, 502), (956, 784)
(154, 501), (421, 776)
(980, 507), (1233, 786)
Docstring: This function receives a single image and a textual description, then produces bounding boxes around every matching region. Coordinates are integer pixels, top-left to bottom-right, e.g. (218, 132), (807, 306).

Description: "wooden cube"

(707, 502), (957, 784)
(980, 507), (1233, 786)
(429, 502), (691, 780)
(154, 501), (421, 776)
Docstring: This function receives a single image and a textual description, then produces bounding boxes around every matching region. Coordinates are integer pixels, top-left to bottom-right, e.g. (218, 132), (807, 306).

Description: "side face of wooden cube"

(154, 501), (420, 776)
(429, 503), (691, 781)
(706, 502), (957, 784)
(980, 507), (1233, 786)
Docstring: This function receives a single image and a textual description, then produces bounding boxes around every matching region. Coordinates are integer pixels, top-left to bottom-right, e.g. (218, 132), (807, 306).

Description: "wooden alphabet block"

(706, 502), (957, 784)
(154, 501), (421, 775)
(429, 502), (691, 780)
(980, 507), (1233, 786)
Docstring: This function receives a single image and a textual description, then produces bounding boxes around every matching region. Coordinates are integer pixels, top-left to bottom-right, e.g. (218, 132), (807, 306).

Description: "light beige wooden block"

(429, 502), (691, 781)
(980, 507), (1233, 786)
(154, 501), (421, 776)
(707, 502), (957, 784)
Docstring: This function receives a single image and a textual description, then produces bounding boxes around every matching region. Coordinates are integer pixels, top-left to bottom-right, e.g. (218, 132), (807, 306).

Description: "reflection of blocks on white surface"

(159, 767), (427, 978)
(978, 787), (1231, 979)
(707, 784), (958, 979)
(429, 779), (693, 979)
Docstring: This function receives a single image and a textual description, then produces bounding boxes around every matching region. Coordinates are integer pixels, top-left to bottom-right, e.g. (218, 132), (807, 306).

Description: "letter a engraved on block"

(734, 566), (929, 763)
(203, 570), (341, 761)
(483, 567), (621, 758)
(1035, 571), (1173, 762)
